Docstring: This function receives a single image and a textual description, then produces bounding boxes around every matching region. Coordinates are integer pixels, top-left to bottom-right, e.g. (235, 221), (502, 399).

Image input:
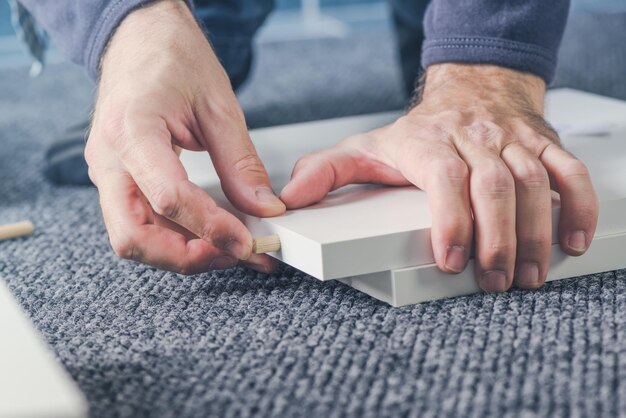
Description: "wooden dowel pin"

(252, 234), (281, 254)
(0, 220), (35, 242)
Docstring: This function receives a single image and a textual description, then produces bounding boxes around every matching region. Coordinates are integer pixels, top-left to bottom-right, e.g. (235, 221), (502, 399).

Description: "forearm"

(422, 0), (570, 84)
(420, 64), (546, 114)
(18, 0), (193, 80)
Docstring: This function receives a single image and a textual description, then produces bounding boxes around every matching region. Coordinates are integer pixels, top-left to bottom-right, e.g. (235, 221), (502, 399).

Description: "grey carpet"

(1, 11), (626, 418)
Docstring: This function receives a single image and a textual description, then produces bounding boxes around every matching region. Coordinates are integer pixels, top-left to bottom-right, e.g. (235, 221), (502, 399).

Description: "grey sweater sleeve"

(18, 0), (193, 80)
(422, 0), (570, 83)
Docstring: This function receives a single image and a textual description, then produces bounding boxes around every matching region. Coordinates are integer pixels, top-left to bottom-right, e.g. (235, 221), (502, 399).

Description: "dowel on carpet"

(0, 220), (35, 242)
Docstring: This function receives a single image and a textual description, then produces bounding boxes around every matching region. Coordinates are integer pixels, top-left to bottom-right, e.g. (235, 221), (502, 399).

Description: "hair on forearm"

(408, 70), (427, 111)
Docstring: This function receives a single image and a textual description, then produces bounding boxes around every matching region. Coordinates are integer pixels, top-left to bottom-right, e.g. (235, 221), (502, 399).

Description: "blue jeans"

(194, 0), (430, 96)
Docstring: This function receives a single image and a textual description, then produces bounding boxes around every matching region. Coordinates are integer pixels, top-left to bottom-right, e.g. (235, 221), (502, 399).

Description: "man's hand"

(86, 1), (285, 274)
(281, 64), (599, 292)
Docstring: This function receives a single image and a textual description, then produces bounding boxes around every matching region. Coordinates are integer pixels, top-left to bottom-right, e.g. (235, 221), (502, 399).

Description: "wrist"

(114, 0), (192, 34)
(418, 64), (547, 116)
(99, 0), (197, 81)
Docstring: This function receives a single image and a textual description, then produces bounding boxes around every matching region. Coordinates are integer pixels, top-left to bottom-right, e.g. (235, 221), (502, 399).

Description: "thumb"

(280, 141), (408, 209)
(197, 101), (285, 217)
(279, 152), (340, 209)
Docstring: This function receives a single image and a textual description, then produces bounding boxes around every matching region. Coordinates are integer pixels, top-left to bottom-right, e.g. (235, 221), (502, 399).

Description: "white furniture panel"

(181, 89), (626, 304)
(342, 231), (626, 306)
(0, 281), (88, 418)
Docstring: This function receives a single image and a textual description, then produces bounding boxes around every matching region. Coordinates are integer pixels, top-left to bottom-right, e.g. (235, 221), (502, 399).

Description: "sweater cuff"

(421, 36), (557, 84)
(85, 0), (194, 80)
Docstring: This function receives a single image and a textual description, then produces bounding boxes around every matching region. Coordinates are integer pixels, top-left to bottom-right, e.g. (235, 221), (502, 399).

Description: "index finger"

(110, 119), (253, 260)
(96, 168), (238, 274)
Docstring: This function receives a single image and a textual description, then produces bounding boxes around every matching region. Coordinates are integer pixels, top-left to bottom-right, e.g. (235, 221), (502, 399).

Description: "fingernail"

(516, 262), (539, 288)
(225, 240), (249, 260)
(209, 256), (236, 270)
(255, 187), (284, 207)
(480, 270), (507, 293)
(568, 230), (587, 252)
(445, 246), (466, 273)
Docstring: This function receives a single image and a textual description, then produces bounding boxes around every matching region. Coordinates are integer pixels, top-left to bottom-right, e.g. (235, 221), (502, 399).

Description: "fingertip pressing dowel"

(0, 220), (35, 242)
(252, 235), (281, 254)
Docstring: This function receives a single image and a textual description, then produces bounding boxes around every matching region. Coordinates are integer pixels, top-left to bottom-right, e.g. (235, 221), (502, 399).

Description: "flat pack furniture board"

(0, 281), (89, 418)
(181, 89), (626, 305)
(339, 231), (626, 306)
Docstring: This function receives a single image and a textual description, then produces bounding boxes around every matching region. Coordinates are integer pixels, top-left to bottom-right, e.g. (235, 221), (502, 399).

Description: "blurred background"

(0, 0), (625, 190)
(2, 0), (626, 71)
(1, 0), (625, 176)
(2, 0), (626, 57)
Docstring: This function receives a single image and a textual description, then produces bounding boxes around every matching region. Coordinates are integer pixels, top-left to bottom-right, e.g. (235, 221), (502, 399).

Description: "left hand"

(280, 64), (599, 292)
(85, 1), (284, 275)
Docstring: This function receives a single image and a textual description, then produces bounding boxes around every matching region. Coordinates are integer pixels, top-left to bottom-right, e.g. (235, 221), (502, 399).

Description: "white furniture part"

(340, 231), (626, 306)
(180, 89), (626, 305)
(0, 281), (88, 418)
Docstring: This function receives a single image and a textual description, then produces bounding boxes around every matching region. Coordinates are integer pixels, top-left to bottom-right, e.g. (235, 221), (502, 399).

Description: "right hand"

(85, 0), (285, 274)
(281, 64), (599, 292)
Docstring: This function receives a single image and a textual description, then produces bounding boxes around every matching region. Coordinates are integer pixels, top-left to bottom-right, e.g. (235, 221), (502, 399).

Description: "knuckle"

(175, 262), (195, 276)
(233, 153), (267, 176)
(523, 113), (561, 145)
(295, 153), (317, 168)
(425, 121), (452, 139)
(425, 110), (464, 130)
(87, 167), (98, 186)
(464, 121), (507, 146)
(84, 141), (97, 166)
(397, 114), (454, 140)
(573, 200), (599, 222)
(293, 152), (338, 189)
(99, 112), (126, 148)
(473, 162), (514, 196)
(442, 110), (464, 124)
(150, 182), (181, 219)
(526, 135), (554, 156)
(561, 159), (591, 180)
(482, 241), (516, 265)
(511, 158), (549, 188)
(98, 103), (163, 156)
(438, 219), (472, 243)
(198, 222), (217, 242)
(434, 157), (469, 179)
(110, 234), (137, 260)
(540, 128), (561, 146)
(203, 99), (245, 126)
(518, 235), (550, 253)
(427, 157), (469, 189)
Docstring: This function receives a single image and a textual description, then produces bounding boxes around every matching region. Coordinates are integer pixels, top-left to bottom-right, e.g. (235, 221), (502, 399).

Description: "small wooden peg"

(252, 235), (281, 254)
(0, 220), (35, 242)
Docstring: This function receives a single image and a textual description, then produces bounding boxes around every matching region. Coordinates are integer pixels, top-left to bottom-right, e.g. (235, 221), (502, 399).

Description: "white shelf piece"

(181, 89), (626, 303)
(341, 231), (626, 306)
(0, 281), (89, 418)
(247, 90), (626, 280)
